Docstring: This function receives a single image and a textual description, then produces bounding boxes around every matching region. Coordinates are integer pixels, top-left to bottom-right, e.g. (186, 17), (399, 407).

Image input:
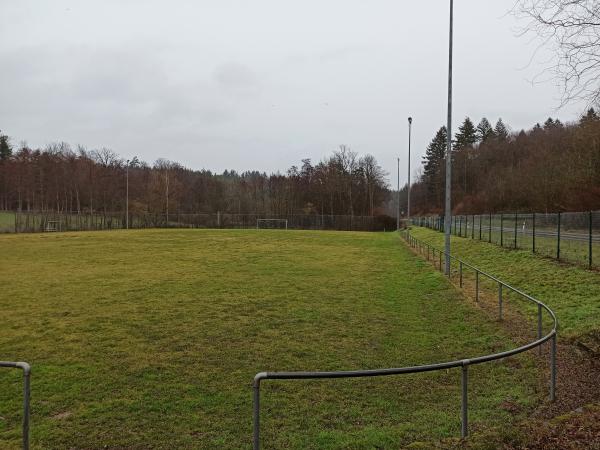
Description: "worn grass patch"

(0, 229), (540, 449)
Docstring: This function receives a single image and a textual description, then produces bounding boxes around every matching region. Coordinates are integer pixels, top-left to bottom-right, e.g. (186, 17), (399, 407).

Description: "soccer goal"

(256, 219), (288, 230)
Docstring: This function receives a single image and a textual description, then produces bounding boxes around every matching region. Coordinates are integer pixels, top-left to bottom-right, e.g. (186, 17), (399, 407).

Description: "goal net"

(256, 219), (288, 230)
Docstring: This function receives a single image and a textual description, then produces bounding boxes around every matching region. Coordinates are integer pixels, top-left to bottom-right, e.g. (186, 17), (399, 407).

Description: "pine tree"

(422, 126), (448, 208)
(476, 118), (495, 143)
(544, 118), (555, 129)
(454, 117), (477, 150)
(581, 108), (599, 124)
(0, 131), (12, 161)
(494, 118), (509, 141)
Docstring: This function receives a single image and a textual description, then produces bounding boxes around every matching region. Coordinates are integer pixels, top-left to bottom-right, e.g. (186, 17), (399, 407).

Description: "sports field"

(0, 230), (540, 449)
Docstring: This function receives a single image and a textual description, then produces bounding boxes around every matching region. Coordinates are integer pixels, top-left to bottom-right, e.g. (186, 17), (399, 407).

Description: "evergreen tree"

(544, 118), (555, 129)
(0, 131), (12, 161)
(454, 117), (477, 150)
(494, 118), (509, 140)
(581, 108), (599, 124)
(476, 118), (495, 143)
(422, 126), (448, 207)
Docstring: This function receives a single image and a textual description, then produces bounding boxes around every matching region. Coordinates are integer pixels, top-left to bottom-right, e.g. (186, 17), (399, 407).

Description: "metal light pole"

(407, 117), (413, 224)
(397, 157), (400, 230)
(126, 159), (129, 230)
(444, 0), (454, 276)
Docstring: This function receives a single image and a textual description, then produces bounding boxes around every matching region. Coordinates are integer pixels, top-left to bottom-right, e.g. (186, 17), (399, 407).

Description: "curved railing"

(251, 231), (558, 449)
(0, 361), (31, 450)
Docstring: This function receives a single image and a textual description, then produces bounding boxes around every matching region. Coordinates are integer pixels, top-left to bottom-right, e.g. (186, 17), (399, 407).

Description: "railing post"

(459, 261), (463, 288)
(461, 362), (469, 439)
(253, 378), (261, 450)
(537, 304), (543, 356)
(23, 367), (30, 450)
(589, 211), (593, 270)
(475, 271), (479, 302)
(498, 283), (503, 321)
(557, 212), (561, 261)
(550, 333), (557, 402)
(532, 212), (536, 254)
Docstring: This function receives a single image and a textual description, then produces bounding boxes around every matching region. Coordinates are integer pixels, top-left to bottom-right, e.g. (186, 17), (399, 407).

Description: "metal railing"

(0, 361), (31, 450)
(251, 231), (557, 449)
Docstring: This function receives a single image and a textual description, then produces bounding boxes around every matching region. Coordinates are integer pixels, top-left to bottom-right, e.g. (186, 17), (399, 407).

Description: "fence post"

(498, 283), (503, 321)
(532, 213), (536, 254)
(500, 214), (504, 247)
(479, 215), (482, 240)
(488, 213), (492, 243)
(514, 212), (518, 249)
(461, 362), (469, 439)
(589, 211), (593, 270)
(557, 212), (561, 261)
(472, 215), (475, 239)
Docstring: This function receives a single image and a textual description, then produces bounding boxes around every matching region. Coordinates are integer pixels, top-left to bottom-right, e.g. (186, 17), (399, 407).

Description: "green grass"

(0, 212), (15, 232)
(0, 229), (541, 449)
(409, 227), (600, 339)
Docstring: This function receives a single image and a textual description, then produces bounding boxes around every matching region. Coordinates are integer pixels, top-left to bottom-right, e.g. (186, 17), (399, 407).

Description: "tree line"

(410, 110), (600, 214)
(0, 135), (390, 218)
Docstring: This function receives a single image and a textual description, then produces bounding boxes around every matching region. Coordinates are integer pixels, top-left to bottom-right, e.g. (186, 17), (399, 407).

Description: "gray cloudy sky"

(0, 0), (586, 185)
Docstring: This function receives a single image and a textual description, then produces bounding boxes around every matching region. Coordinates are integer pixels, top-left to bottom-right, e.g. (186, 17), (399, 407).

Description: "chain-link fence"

(411, 211), (599, 270)
(0, 211), (396, 233)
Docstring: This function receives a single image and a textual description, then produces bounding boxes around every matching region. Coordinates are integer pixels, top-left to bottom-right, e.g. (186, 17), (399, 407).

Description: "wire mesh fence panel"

(593, 211), (600, 269)
(516, 213), (534, 251)
(8, 211), (395, 233)
(559, 212), (591, 267)
(411, 210), (600, 270)
(534, 213), (559, 261)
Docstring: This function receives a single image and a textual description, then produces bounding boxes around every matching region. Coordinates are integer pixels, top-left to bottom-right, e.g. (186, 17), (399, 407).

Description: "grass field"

(0, 212), (15, 233)
(0, 230), (541, 449)
(409, 227), (600, 339)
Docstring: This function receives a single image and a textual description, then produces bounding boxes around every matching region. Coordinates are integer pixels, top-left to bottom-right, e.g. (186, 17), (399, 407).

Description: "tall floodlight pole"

(444, 0), (454, 275)
(126, 160), (130, 230)
(396, 157), (400, 230)
(407, 117), (413, 223)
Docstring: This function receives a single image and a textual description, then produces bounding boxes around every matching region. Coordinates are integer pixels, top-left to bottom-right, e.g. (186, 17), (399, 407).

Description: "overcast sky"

(0, 0), (586, 185)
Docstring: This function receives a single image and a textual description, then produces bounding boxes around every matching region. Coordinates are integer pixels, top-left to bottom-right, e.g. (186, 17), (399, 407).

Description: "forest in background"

(2, 108), (600, 221)
(0, 137), (389, 218)
(399, 109), (600, 215)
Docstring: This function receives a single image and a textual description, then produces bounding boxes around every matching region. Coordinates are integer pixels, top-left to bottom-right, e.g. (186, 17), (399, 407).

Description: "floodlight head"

(408, 117), (413, 124)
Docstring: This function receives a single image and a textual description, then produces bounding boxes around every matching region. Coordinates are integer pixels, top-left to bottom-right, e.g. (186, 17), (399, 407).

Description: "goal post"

(256, 219), (288, 230)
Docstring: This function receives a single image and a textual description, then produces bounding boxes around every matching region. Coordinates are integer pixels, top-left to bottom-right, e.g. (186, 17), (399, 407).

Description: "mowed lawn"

(409, 227), (600, 339)
(0, 230), (540, 449)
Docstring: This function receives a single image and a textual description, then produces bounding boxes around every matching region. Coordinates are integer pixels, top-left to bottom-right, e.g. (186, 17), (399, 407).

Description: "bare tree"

(514, 0), (600, 106)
